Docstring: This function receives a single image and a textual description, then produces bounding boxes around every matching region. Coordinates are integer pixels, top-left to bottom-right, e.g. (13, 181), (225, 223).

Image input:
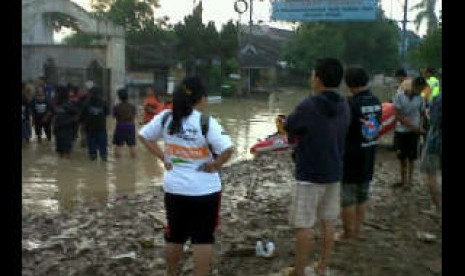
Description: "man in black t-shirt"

(338, 66), (382, 242)
(81, 86), (109, 161)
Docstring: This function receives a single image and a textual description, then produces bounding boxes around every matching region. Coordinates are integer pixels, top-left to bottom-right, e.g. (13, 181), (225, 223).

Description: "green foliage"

(283, 14), (400, 74)
(207, 64), (223, 92)
(283, 23), (345, 73)
(220, 20), (239, 60)
(91, 0), (161, 33)
(339, 20), (400, 73)
(407, 27), (441, 69)
(223, 58), (239, 76)
(62, 32), (103, 46)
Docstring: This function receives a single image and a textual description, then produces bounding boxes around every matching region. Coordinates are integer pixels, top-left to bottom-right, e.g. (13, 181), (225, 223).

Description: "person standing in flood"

(81, 86), (109, 161)
(138, 76), (234, 276)
(31, 86), (53, 143)
(52, 86), (79, 158)
(112, 88), (137, 158)
(338, 66), (382, 242)
(141, 85), (163, 124)
(282, 58), (350, 276)
(22, 82), (33, 146)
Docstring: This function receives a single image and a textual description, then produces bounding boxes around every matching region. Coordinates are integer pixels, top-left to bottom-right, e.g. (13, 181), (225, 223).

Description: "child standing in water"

(112, 88), (137, 158)
(31, 87), (53, 143)
(52, 86), (79, 158)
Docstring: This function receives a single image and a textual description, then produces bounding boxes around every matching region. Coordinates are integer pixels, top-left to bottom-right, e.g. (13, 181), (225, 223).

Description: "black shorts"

(164, 192), (221, 244)
(395, 132), (420, 160)
(112, 126), (136, 146)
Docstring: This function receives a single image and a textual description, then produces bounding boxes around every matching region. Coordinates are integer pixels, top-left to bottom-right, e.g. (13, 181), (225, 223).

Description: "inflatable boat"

(250, 103), (396, 154)
(250, 134), (289, 154)
(378, 102), (396, 136)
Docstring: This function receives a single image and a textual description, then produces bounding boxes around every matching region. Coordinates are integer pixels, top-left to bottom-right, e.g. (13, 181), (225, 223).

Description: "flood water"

(22, 88), (308, 216)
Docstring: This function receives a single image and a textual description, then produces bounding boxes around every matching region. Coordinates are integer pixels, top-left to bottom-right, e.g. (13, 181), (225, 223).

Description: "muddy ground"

(22, 143), (442, 275)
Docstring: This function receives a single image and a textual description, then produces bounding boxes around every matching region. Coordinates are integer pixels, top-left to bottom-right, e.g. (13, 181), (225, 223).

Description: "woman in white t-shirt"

(138, 76), (234, 276)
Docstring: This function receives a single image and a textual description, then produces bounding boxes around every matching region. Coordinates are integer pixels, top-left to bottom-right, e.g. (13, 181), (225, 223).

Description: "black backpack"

(161, 111), (216, 158)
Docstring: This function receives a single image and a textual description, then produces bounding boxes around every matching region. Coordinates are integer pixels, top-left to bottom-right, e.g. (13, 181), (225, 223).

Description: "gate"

(44, 58), (111, 106)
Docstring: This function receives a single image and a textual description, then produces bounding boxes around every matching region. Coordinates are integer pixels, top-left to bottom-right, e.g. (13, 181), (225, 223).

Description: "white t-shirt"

(138, 109), (233, 196)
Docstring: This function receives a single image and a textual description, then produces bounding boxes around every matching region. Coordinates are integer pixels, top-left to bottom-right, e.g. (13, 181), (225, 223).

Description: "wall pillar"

(106, 36), (126, 105)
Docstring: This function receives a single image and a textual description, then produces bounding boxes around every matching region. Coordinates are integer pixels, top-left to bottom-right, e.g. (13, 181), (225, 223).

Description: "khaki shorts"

(289, 181), (340, 228)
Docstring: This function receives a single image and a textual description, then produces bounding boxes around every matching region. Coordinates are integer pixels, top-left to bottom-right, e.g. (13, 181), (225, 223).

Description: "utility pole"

(401, 0), (408, 69)
(247, 0), (253, 95)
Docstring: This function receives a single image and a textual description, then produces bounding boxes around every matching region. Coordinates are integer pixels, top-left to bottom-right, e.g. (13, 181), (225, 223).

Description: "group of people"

(23, 61), (441, 275)
(392, 68), (442, 213)
(21, 77), (172, 161)
(135, 59), (441, 276)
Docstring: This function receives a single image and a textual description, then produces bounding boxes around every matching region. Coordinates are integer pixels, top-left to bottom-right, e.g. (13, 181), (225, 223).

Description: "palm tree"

(410, 0), (439, 35)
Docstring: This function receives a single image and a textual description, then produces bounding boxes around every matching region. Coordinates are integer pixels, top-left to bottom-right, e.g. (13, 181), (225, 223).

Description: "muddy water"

(22, 89), (308, 216)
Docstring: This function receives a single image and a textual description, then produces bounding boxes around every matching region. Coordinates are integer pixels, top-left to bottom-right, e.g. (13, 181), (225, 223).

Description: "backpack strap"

(161, 111), (172, 128)
(200, 114), (217, 159)
(200, 114), (210, 138)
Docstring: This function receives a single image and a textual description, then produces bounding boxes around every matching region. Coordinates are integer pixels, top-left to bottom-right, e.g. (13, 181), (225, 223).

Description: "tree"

(283, 8), (400, 75)
(410, 0), (439, 35)
(407, 27), (441, 69)
(283, 23), (345, 74)
(219, 20), (239, 60)
(339, 19), (400, 73)
(90, 0), (162, 32)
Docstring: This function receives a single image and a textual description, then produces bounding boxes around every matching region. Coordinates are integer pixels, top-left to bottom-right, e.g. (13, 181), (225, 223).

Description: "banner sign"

(271, 0), (379, 22)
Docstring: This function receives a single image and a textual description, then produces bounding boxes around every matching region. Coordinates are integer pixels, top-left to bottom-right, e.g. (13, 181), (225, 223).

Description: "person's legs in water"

(97, 131), (108, 161)
(34, 122), (43, 143)
(44, 122), (52, 141)
(87, 132), (98, 160)
(115, 145), (123, 158)
(129, 146), (136, 158)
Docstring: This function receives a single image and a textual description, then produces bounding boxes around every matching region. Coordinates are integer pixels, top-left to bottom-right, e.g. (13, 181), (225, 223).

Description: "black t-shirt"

(31, 98), (52, 121)
(82, 99), (109, 132)
(343, 90), (382, 183)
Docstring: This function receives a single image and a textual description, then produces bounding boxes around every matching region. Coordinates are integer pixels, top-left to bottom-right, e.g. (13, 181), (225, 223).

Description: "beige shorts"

(289, 181), (340, 228)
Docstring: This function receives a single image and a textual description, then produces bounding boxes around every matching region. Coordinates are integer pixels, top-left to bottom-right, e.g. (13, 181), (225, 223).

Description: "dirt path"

(22, 147), (442, 276)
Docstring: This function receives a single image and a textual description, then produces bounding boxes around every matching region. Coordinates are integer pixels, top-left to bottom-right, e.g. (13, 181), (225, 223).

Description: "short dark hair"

(344, 66), (369, 88)
(117, 88), (128, 101)
(413, 76), (427, 89)
(425, 67), (435, 75)
(314, 58), (343, 88)
(394, 69), (407, 78)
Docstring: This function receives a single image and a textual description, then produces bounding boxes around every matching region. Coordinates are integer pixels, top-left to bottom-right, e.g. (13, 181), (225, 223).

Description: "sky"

(60, 0), (442, 40)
